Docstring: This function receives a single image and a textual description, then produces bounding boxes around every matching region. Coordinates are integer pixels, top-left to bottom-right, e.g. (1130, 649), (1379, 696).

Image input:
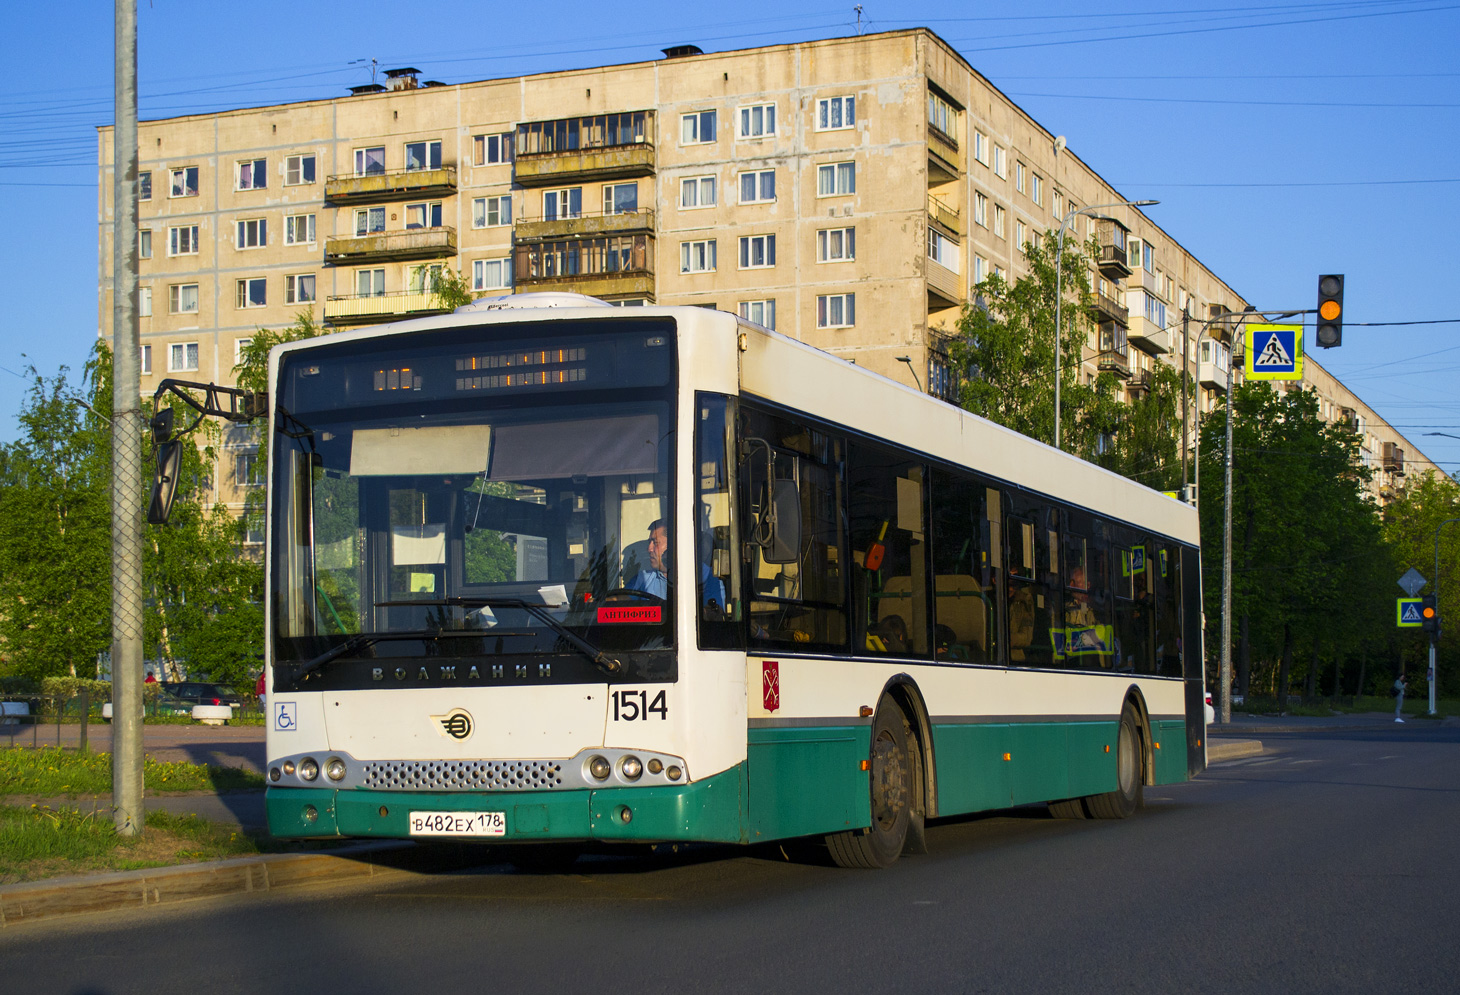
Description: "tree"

(1381, 472), (1460, 698)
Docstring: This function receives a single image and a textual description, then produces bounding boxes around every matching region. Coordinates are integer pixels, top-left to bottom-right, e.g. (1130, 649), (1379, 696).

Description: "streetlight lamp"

(1053, 199), (1158, 450)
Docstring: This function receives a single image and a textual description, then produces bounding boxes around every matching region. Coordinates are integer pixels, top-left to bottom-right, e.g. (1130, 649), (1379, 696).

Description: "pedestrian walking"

(1394, 673), (1408, 723)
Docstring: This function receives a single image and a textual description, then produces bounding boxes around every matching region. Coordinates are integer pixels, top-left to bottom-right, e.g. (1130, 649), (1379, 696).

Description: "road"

(4, 726), (1458, 995)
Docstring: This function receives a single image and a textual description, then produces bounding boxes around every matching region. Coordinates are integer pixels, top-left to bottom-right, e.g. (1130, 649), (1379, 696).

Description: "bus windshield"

(270, 320), (676, 680)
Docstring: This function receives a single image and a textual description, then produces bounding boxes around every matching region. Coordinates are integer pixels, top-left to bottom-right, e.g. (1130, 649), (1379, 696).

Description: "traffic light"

(1421, 594), (1439, 635)
(1316, 274), (1344, 348)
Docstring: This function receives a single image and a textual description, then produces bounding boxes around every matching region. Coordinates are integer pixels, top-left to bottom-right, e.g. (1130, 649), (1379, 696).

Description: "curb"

(1207, 739), (1263, 762)
(0, 841), (479, 930)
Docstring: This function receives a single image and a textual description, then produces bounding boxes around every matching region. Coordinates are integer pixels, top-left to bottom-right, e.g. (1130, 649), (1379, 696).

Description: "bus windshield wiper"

(374, 598), (624, 676)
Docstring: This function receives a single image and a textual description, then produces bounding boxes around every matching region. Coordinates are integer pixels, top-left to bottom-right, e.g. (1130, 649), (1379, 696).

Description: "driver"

(626, 519), (727, 609)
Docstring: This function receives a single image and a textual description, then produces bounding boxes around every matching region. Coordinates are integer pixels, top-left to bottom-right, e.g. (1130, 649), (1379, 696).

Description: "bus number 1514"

(612, 689), (668, 721)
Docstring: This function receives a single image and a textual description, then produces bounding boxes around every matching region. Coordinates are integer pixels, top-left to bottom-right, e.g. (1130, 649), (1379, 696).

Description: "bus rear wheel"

(1085, 703), (1144, 820)
(827, 699), (912, 869)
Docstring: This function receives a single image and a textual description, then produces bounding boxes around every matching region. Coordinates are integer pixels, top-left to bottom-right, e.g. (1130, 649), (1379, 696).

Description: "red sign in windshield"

(596, 605), (662, 624)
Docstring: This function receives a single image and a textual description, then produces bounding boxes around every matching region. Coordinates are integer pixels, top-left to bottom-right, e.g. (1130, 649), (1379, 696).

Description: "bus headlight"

(620, 755), (643, 780)
(299, 757), (319, 781)
(325, 757), (347, 782)
(588, 755), (611, 780)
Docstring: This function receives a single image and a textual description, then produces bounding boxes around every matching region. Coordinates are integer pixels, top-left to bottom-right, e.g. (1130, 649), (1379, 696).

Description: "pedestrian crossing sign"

(1397, 597), (1423, 627)
(1245, 324), (1303, 381)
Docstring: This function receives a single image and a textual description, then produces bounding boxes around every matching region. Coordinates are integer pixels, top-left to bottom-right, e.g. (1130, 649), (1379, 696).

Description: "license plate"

(408, 810), (506, 837)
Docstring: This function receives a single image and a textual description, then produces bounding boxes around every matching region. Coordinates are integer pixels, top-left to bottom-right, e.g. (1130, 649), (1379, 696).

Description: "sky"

(3, 0), (1459, 473)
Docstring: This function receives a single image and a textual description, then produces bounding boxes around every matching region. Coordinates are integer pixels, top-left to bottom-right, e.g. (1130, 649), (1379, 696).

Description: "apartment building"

(97, 28), (1419, 519)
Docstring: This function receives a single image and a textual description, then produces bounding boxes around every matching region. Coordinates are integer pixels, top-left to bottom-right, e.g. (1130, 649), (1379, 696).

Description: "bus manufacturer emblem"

(431, 708), (474, 741)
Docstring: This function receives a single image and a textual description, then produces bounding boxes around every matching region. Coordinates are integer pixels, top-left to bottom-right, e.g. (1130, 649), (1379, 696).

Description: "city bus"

(258, 293), (1205, 868)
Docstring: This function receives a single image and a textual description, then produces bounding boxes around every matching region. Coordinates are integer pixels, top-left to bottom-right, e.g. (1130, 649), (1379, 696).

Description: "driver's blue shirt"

(626, 564), (727, 608)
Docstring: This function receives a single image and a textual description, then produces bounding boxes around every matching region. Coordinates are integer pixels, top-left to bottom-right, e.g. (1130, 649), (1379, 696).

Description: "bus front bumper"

(266, 763), (746, 844)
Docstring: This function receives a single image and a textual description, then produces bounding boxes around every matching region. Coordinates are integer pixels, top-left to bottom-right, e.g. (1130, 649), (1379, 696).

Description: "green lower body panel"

(266, 764), (746, 844)
(932, 720), (1123, 815)
(747, 725), (871, 841)
(1151, 720), (1189, 785)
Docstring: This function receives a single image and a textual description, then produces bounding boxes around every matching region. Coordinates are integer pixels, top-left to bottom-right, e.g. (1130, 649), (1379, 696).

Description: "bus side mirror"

(147, 440), (183, 525)
(763, 478), (802, 564)
(150, 407), (174, 446)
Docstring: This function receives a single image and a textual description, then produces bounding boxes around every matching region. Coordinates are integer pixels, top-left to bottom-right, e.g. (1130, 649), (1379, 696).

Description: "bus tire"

(1085, 703), (1143, 820)
(1048, 798), (1087, 819)
(826, 698), (912, 869)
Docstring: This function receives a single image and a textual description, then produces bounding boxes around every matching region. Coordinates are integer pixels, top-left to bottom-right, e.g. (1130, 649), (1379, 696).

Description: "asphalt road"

(5, 726), (1458, 995)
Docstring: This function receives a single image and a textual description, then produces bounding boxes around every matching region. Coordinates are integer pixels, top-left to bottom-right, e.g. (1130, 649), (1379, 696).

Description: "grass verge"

(0, 746), (265, 797)
(0, 804), (327, 885)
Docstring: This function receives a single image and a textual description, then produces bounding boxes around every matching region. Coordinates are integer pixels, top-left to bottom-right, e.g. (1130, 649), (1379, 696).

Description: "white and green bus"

(260, 293), (1206, 868)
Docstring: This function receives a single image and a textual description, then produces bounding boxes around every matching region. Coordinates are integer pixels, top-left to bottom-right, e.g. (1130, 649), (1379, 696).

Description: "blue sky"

(4, 0), (1459, 473)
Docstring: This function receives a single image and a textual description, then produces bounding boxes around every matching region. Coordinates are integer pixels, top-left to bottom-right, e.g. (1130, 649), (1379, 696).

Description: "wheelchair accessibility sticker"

(274, 701), (297, 732)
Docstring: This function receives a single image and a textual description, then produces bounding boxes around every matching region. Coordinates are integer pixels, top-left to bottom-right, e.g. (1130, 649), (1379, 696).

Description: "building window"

(1030, 173), (1043, 206)
(236, 158), (266, 190)
(543, 187), (582, 221)
(738, 234), (776, 269)
(928, 228), (959, 271)
(993, 146), (1006, 178)
(994, 204), (1006, 239)
(408, 263), (444, 294)
(139, 287), (152, 318)
(354, 207), (385, 236)
(973, 131), (988, 165)
(1053, 192), (1064, 222)
(680, 239), (717, 273)
(974, 192), (988, 228)
(927, 90), (957, 138)
(168, 284), (198, 315)
(739, 300), (775, 329)
(138, 229), (152, 259)
(168, 341), (199, 372)
(1144, 293), (1166, 327)
(234, 337), (253, 366)
(739, 169), (775, 204)
(140, 344), (151, 374)
(738, 103), (776, 139)
(817, 161), (856, 197)
(235, 452), (264, 488)
(473, 195), (512, 228)
(817, 95), (855, 131)
(354, 146), (386, 177)
(680, 175), (716, 208)
(1015, 161), (1026, 194)
(817, 293), (855, 328)
(236, 218), (267, 249)
(472, 133), (513, 165)
(285, 213), (316, 245)
(680, 110), (717, 145)
(1016, 219), (1027, 248)
(405, 201), (443, 229)
(929, 354), (956, 402)
(817, 226), (855, 262)
(168, 225), (198, 256)
(235, 277), (267, 309)
(404, 140), (442, 171)
(974, 254), (988, 283)
(600, 183), (637, 215)
(285, 274), (316, 304)
(472, 257), (513, 292)
(1145, 242), (1155, 273)
(356, 268), (385, 296)
(284, 154), (316, 186)
(138, 172), (151, 200)
(169, 166), (198, 198)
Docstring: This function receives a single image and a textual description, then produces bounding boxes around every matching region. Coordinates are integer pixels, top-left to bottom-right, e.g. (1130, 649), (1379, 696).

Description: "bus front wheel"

(827, 698), (912, 869)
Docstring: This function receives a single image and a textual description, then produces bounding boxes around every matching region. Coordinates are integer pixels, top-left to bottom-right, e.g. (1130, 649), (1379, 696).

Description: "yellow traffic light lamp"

(1316, 274), (1344, 348)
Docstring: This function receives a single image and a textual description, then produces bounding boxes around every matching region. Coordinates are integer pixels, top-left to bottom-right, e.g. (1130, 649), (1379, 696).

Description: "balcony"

(926, 256), (964, 310)
(325, 166), (457, 204)
(1098, 349), (1131, 379)
(927, 194), (961, 235)
(1128, 369), (1154, 395)
(1127, 314), (1171, 354)
(1089, 291), (1129, 326)
(928, 127), (962, 183)
(512, 234), (655, 299)
(1383, 442), (1406, 475)
(1096, 219), (1131, 280)
(515, 209), (655, 243)
(1198, 359), (1229, 390)
(323, 291), (451, 326)
(513, 112), (656, 187)
(324, 227), (457, 265)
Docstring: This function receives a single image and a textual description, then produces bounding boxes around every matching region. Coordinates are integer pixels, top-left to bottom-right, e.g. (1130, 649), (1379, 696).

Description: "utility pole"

(111, 0), (144, 836)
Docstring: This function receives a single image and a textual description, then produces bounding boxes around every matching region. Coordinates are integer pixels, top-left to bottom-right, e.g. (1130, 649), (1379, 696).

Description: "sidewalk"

(1208, 710), (1460, 735)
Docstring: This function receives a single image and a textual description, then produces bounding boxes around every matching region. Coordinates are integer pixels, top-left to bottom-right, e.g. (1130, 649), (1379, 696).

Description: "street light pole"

(1053, 199), (1158, 450)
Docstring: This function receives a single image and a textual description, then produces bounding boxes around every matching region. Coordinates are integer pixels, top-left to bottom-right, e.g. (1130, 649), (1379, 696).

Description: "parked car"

(164, 682), (243, 709)
(1205, 690), (1216, 724)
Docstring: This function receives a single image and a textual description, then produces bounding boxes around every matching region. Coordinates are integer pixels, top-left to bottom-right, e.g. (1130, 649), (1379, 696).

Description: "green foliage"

(0, 746), (265, 796)
(431, 266), (477, 311)
(949, 230), (1188, 490)
(1199, 381), (1390, 701)
(39, 677), (112, 701)
(1380, 472), (1460, 697)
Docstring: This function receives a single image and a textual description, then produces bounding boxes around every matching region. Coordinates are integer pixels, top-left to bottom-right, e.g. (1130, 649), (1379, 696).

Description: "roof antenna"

(855, 5), (865, 35)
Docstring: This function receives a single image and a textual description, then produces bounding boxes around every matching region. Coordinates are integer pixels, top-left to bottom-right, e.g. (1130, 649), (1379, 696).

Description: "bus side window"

(696, 393), (741, 649)
(848, 441), (929, 659)
(930, 467), (1000, 664)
